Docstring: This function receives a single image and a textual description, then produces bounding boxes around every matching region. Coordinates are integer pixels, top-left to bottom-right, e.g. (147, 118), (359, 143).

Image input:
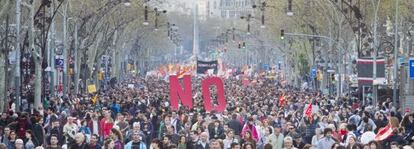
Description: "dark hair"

(104, 138), (113, 149)
(232, 114), (238, 119)
(267, 127), (273, 134)
(164, 135), (172, 141)
(346, 124), (356, 131)
(368, 141), (381, 149)
(264, 144), (272, 149)
(303, 144), (312, 149)
(25, 130), (34, 138)
(92, 134), (99, 139)
(324, 128), (333, 135)
(390, 141), (399, 146)
(363, 117), (369, 123)
(110, 128), (124, 143)
(151, 139), (163, 149)
(231, 142), (240, 148)
(331, 143), (344, 149)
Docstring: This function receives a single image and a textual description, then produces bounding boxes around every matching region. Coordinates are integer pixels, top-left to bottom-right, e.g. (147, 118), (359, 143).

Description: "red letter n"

(169, 75), (193, 111)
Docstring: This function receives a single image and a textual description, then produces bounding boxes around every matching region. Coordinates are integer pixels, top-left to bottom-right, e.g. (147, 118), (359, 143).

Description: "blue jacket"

(124, 141), (147, 149)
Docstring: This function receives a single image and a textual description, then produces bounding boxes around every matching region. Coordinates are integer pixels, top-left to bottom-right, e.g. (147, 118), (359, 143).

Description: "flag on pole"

(91, 95), (98, 105)
(305, 103), (313, 118)
(374, 124), (394, 141)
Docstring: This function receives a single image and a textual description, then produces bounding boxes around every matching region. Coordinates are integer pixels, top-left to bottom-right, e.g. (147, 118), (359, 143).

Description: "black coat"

(228, 120), (243, 135)
(194, 142), (210, 149)
(208, 126), (224, 140)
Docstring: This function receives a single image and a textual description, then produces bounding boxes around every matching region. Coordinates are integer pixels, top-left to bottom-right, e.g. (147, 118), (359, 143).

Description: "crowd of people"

(0, 76), (413, 149)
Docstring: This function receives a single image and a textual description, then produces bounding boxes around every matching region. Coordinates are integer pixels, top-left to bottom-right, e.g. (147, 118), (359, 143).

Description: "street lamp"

(123, 0), (131, 6)
(252, 2), (266, 28)
(240, 14), (252, 35)
(154, 8), (167, 30)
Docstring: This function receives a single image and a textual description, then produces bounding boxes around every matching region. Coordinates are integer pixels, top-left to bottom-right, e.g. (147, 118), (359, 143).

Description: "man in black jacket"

(228, 114), (242, 136)
(209, 120), (224, 140)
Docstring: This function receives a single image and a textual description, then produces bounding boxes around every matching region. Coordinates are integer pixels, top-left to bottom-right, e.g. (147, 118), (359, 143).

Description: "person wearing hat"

(269, 124), (283, 149)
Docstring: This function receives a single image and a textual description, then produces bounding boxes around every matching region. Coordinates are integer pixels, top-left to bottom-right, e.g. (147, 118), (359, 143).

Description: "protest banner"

(197, 60), (218, 74)
(169, 75), (226, 112)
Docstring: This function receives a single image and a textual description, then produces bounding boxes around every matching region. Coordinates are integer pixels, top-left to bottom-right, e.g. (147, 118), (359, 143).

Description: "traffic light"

(281, 29), (285, 40)
(242, 42), (246, 48)
(288, 0), (293, 12)
(143, 6), (149, 25)
(238, 42), (241, 49)
(331, 74), (335, 81)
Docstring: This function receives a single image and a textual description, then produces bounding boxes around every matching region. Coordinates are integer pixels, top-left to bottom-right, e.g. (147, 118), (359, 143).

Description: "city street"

(0, 0), (414, 149)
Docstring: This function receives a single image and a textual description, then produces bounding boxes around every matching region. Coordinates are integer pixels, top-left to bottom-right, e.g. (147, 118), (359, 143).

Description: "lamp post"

(240, 14), (253, 35)
(154, 8), (167, 31)
(252, 2), (266, 28)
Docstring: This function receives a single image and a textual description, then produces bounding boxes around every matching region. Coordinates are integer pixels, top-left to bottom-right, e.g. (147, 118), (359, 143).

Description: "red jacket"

(99, 118), (113, 139)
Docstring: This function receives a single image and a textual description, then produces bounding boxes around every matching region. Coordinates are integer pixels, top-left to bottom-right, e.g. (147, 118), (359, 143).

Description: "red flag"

(374, 124), (394, 141)
(305, 103), (313, 118)
(278, 95), (285, 106)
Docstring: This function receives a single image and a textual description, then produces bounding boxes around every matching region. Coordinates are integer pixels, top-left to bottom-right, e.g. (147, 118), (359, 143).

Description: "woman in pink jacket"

(241, 117), (259, 142)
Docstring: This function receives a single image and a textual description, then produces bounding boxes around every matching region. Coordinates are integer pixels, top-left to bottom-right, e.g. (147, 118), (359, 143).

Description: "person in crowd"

(178, 135), (187, 149)
(209, 139), (222, 149)
(25, 130), (35, 149)
(241, 131), (256, 147)
(163, 135), (173, 148)
(195, 132), (210, 149)
(241, 118), (259, 142)
(15, 139), (24, 149)
(292, 134), (305, 149)
(360, 125), (375, 145)
(149, 139), (163, 149)
(311, 128), (323, 148)
(125, 132), (146, 149)
(110, 128), (124, 149)
(63, 116), (78, 144)
(268, 124), (283, 149)
(346, 135), (359, 149)
(79, 120), (92, 142)
(70, 133), (87, 149)
(104, 138), (115, 149)
(223, 130), (239, 149)
(8, 130), (17, 149)
(209, 120), (224, 140)
(0, 127), (10, 147)
(368, 141), (381, 149)
(317, 128), (337, 149)
(100, 110), (114, 139)
(46, 135), (61, 149)
(283, 136), (297, 149)
(242, 142), (254, 149)
(230, 142), (241, 149)
(88, 134), (102, 149)
(1, 76), (414, 149)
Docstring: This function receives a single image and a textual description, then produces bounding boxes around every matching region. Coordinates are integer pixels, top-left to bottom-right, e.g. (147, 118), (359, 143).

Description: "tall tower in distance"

(192, 0), (199, 60)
